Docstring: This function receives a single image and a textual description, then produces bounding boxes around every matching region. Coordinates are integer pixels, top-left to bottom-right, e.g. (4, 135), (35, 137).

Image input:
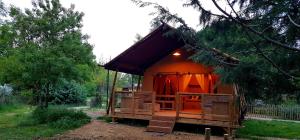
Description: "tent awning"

(104, 24), (185, 75)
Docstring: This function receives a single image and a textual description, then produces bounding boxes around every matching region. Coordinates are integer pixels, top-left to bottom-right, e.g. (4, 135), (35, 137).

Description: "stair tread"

(149, 120), (173, 127)
(148, 125), (172, 128)
(150, 120), (173, 123)
(146, 126), (172, 133)
(147, 116), (176, 134)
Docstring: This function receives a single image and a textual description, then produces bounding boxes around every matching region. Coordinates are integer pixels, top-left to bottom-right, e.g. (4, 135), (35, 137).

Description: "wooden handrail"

(178, 92), (233, 96)
(156, 95), (175, 98)
(114, 91), (153, 94)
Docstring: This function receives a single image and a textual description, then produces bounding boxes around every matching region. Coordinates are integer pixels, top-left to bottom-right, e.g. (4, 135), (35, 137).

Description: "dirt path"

(50, 120), (225, 140)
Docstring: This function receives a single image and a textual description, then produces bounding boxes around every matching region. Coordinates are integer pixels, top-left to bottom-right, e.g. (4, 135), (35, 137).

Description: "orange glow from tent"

(173, 52), (181, 56)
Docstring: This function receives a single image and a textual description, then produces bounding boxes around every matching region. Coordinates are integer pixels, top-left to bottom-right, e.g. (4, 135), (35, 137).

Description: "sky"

(2, 0), (226, 63)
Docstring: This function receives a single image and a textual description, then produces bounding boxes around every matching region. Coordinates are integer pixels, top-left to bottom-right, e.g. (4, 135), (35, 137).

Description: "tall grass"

(0, 105), (91, 140)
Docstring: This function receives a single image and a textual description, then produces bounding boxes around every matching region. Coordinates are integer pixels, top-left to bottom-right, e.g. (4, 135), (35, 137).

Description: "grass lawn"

(237, 119), (300, 139)
(0, 104), (89, 140)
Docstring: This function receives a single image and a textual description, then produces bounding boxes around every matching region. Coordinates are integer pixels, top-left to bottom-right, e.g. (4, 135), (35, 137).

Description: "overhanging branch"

(211, 0), (300, 52)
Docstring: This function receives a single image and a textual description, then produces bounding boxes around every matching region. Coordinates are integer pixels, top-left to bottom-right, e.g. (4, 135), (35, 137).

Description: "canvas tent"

(104, 23), (243, 134)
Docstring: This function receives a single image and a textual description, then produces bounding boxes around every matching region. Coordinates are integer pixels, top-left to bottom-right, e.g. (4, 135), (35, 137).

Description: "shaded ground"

(50, 120), (225, 140)
(48, 109), (225, 140)
(49, 109), (293, 140)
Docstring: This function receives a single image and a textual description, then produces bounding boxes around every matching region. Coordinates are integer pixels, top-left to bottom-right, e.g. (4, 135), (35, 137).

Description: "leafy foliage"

(49, 79), (87, 105)
(0, 0), (96, 107)
(31, 107), (90, 126)
(193, 20), (300, 102)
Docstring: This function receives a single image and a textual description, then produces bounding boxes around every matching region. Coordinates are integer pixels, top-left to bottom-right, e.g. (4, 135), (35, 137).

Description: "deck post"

(201, 94), (204, 121)
(110, 71), (118, 117)
(152, 91), (156, 115)
(176, 92), (179, 118)
(205, 128), (211, 140)
(229, 95), (234, 134)
(132, 90), (135, 116)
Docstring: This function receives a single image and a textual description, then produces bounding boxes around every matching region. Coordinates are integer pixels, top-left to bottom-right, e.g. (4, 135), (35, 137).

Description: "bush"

(49, 79), (87, 105)
(49, 116), (90, 129)
(25, 107), (91, 129)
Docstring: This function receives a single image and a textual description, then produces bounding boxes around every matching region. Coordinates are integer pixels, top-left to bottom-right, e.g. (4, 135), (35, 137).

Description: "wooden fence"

(247, 104), (300, 121)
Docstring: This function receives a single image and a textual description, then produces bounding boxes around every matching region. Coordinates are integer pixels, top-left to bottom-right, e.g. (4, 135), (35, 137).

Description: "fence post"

(205, 128), (211, 140)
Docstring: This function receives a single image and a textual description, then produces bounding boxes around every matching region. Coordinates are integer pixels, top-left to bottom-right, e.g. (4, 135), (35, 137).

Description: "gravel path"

(50, 120), (225, 140)
(46, 110), (291, 140)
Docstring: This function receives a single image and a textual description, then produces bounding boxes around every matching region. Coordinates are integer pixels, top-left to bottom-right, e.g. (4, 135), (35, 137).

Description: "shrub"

(49, 79), (87, 105)
(26, 107), (91, 129)
(49, 116), (90, 129)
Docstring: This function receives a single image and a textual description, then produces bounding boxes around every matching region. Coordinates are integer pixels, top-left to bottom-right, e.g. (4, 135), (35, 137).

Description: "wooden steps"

(146, 115), (176, 133)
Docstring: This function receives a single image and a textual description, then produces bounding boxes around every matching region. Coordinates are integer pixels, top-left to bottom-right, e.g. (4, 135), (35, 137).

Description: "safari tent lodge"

(104, 24), (243, 134)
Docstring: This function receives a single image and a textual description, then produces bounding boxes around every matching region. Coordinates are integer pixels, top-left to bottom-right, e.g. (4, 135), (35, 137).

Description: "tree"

(194, 20), (300, 102)
(0, 0), (96, 108)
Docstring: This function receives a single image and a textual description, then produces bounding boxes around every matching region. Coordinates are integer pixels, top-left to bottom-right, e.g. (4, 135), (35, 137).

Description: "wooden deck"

(110, 91), (241, 131)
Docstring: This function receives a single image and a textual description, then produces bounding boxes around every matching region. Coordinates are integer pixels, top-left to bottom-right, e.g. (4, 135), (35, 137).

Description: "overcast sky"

(2, 0), (225, 62)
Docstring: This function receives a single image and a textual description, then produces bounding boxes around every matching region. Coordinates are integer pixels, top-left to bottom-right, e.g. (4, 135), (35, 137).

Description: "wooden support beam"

(131, 74), (134, 91)
(137, 75), (141, 91)
(107, 71), (118, 115)
(106, 69), (109, 115)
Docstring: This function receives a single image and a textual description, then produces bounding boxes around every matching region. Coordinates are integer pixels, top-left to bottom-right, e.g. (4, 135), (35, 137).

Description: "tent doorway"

(153, 73), (219, 111)
(153, 73), (179, 110)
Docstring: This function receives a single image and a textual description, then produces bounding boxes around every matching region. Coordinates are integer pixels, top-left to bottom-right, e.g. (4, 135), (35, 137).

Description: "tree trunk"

(38, 90), (43, 108)
(44, 83), (50, 108)
(33, 83), (43, 108)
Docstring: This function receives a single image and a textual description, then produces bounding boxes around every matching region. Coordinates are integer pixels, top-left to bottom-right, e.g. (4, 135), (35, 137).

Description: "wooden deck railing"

(113, 91), (155, 116)
(176, 92), (236, 123)
(112, 90), (238, 126)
